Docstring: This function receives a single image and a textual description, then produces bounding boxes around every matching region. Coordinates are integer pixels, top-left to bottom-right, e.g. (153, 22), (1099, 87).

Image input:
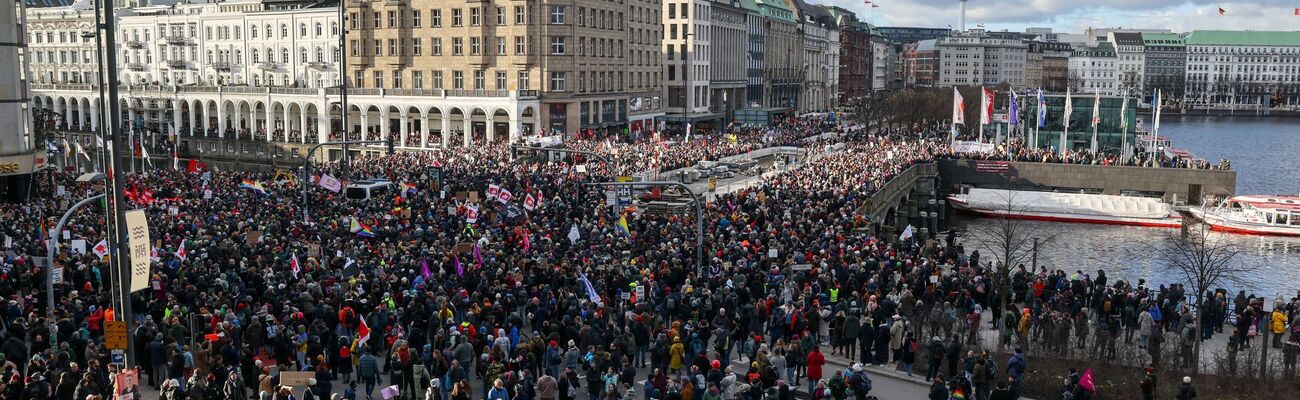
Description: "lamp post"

(98, 0), (139, 368)
(45, 191), (106, 336)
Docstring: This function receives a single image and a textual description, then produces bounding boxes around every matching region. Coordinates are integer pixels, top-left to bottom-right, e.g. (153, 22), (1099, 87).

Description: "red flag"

(1218, 6), (1226, 15)
(1079, 368), (1096, 392)
(357, 315), (372, 346)
(1294, 7), (1299, 15)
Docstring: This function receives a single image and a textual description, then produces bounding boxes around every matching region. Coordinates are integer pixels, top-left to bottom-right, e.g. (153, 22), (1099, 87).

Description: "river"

(955, 116), (1300, 299)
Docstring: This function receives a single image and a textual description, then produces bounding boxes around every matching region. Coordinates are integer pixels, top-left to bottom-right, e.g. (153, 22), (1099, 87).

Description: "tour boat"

(1188, 195), (1300, 236)
(947, 188), (1183, 228)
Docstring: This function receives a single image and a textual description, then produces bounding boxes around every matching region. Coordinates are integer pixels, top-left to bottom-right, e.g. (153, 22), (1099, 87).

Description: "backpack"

(851, 372), (872, 393)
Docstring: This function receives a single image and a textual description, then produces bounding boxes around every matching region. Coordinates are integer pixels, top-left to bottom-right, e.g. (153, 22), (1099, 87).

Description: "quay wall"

(936, 159), (1237, 204)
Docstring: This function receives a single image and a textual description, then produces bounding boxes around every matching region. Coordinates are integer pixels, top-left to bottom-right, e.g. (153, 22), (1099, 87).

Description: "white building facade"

(29, 0), (544, 147)
(1184, 30), (1300, 108)
(936, 31), (1028, 88)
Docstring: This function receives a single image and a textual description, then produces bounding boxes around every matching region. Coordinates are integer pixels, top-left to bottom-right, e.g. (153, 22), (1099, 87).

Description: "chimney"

(958, 0), (967, 32)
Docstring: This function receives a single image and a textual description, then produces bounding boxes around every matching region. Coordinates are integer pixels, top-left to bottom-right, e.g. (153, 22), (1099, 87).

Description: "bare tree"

(964, 189), (1062, 350)
(1157, 223), (1250, 375)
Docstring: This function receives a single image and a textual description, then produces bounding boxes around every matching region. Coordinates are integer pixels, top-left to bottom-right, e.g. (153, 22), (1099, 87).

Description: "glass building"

(1013, 93), (1139, 154)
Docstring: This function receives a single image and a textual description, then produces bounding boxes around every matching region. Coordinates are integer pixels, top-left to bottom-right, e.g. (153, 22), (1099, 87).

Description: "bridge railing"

(860, 162), (938, 221)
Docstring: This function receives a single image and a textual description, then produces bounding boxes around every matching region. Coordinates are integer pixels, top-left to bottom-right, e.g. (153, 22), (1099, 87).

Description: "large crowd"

(9, 115), (1262, 400)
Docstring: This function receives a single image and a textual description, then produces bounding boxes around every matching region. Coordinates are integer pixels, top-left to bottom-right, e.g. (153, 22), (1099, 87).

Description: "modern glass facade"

(1014, 94), (1139, 154)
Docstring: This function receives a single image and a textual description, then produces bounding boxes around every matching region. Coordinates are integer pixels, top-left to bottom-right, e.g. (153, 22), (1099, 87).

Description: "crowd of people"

(7, 115), (1263, 400)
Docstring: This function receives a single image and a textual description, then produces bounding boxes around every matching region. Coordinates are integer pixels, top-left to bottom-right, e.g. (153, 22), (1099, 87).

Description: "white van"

(345, 180), (393, 200)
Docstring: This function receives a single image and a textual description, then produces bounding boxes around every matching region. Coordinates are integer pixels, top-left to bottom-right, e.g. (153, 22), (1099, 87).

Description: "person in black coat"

(872, 324), (889, 366)
(945, 336), (962, 378)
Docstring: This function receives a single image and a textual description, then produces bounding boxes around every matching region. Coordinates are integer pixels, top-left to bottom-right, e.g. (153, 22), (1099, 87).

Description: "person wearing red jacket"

(806, 345), (825, 395)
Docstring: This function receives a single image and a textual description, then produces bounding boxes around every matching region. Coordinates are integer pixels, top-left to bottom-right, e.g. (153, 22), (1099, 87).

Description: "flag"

(464, 203), (480, 223)
(141, 146), (153, 168)
(74, 141), (91, 162)
(318, 174), (342, 192)
(899, 225), (914, 241)
(497, 188), (512, 204)
(290, 253), (301, 278)
(92, 239), (110, 258)
(567, 223), (580, 244)
(980, 87), (994, 125)
(615, 213), (631, 238)
(952, 87), (965, 125)
(473, 243), (483, 268)
(685, 123), (693, 142)
(1218, 6), (1226, 15)
(38, 219), (48, 243)
(523, 194), (537, 211)
(352, 218), (376, 238)
(1036, 89), (1046, 128)
(454, 255), (464, 277)
(1079, 368), (1096, 392)
(950, 387), (966, 399)
(1008, 90), (1019, 126)
(150, 246), (161, 262)
(521, 228), (531, 252)
(1120, 95), (1129, 130)
(1295, 7), (1299, 15)
(579, 272), (603, 306)
(357, 315), (372, 346)
(239, 180), (267, 196)
(176, 239), (188, 261)
(401, 182), (417, 195)
(1063, 88), (1073, 127)
(487, 184), (500, 200)
(421, 258), (432, 279)
(1153, 89), (1163, 133)
(1091, 90), (1101, 127)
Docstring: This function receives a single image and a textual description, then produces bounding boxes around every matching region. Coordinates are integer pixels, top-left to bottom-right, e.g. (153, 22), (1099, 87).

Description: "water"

(957, 116), (1300, 298)
(1160, 116), (1300, 195)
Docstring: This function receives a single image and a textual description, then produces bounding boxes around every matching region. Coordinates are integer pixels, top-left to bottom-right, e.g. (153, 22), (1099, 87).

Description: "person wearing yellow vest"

(829, 287), (840, 304)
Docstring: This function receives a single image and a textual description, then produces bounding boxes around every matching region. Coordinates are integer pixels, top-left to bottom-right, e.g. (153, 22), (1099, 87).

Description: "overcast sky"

(838, 0), (1300, 34)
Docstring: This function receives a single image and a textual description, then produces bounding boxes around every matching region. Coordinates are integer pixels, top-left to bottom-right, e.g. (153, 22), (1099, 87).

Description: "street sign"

(105, 321), (128, 350)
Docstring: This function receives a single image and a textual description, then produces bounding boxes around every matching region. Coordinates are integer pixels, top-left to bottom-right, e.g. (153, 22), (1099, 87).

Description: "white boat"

(947, 188), (1183, 228)
(1188, 195), (1300, 236)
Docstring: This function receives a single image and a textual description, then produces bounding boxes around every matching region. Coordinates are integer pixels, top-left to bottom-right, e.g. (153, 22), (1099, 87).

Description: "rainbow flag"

(37, 219), (48, 242)
(401, 182), (418, 195)
(350, 218), (376, 238)
(950, 387), (966, 400)
(239, 179), (267, 196)
(615, 214), (631, 238)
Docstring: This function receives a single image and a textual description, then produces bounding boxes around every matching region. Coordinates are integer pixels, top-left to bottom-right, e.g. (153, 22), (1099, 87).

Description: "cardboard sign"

(308, 244), (321, 257)
(51, 266), (63, 283)
(455, 191), (468, 201)
(62, 230), (71, 240)
(768, 248), (777, 259)
(279, 371), (316, 387)
(203, 189), (213, 199)
(71, 239), (87, 254)
(791, 264), (812, 271)
(105, 321), (128, 349)
(468, 192), (480, 203)
(453, 243), (474, 254)
(246, 231), (263, 243)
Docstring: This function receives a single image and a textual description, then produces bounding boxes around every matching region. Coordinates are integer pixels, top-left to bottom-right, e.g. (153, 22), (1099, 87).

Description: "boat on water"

(1188, 195), (1300, 236)
(947, 188), (1183, 228)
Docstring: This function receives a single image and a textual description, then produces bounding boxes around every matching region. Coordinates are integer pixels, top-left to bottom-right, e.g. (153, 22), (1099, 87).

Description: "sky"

(832, 0), (1300, 34)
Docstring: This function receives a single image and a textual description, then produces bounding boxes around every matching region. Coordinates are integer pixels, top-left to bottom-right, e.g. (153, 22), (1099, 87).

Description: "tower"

(958, 0), (967, 32)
